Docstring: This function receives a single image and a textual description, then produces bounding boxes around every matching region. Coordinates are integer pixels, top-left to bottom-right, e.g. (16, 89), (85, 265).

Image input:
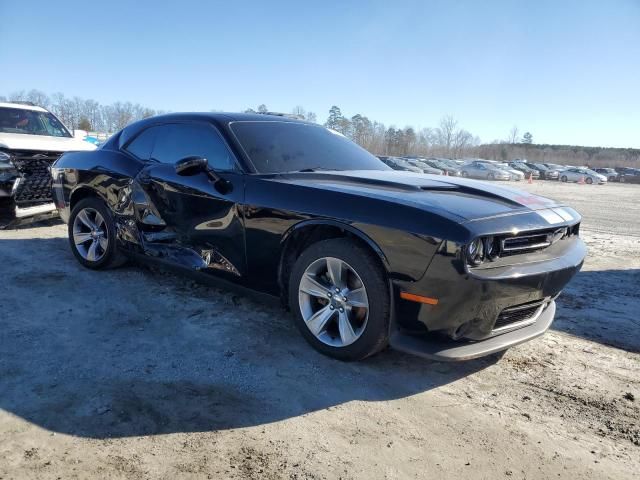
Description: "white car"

(559, 167), (607, 184)
(0, 102), (96, 227)
(496, 162), (525, 181)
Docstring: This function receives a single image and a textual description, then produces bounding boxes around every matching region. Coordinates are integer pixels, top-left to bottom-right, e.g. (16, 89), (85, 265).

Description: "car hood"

(270, 170), (573, 223)
(0, 132), (97, 152)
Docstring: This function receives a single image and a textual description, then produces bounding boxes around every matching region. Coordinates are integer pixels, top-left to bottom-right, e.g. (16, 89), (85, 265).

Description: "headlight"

(484, 236), (497, 259)
(0, 151), (18, 181)
(0, 151), (13, 168)
(466, 238), (485, 265)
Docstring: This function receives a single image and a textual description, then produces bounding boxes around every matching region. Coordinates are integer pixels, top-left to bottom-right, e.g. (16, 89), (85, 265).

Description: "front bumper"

(390, 236), (586, 360)
(0, 198), (58, 229)
(390, 301), (556, 361)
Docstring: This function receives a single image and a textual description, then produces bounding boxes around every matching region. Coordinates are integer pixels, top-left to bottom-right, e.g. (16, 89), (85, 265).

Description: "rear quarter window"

(124, 127), (158, 160)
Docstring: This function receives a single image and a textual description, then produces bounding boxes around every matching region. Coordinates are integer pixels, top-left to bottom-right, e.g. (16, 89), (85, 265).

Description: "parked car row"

(594, 167), (640, 183)
(377, 155), (640, 185)
(377, 156), (464, 176)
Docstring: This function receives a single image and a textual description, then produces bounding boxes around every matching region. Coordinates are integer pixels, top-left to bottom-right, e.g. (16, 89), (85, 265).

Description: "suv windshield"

(230, 121), (388, 173)
(0, 107), (71, 138)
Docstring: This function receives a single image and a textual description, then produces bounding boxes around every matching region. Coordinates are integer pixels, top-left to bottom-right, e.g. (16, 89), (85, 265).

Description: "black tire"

(561, 175), (568, 183)
(586, 177), (593, 184)
(288, 238), (390, 361)
(68, 197), (126, 270)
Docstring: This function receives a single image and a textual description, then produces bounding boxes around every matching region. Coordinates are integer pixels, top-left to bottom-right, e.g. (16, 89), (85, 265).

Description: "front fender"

(280, 218), (390, 268)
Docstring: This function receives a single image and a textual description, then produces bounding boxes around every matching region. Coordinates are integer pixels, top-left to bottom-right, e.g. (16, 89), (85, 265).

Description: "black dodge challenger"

(51, 113), (586, 361)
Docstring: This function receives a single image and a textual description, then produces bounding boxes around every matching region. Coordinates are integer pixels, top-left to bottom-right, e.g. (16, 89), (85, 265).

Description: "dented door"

(136, 163), (246, 281)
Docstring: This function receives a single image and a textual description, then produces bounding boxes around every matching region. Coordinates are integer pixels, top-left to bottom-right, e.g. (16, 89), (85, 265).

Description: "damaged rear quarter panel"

(55, 149), (145, 243)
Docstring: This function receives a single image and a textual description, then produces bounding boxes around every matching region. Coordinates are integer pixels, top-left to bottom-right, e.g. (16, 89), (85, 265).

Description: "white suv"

(0, 102), (96, 228)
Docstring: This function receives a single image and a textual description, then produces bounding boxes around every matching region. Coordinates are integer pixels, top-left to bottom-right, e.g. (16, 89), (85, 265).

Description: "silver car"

(559, 167), (607, 184)
(379, 156), (422, 173)
(404, 158), (443, 175)
(494, 162), (524, 181)
(460, 160), (512, 181)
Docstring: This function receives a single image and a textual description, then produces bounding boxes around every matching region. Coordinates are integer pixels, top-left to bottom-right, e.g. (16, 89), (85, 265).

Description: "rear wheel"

(561, 175), (568, 182)
(586, 177), (593, 184)
(461, 171), (468, 178)
(620, 176), (626, 183)
(289, 238), (390, 361)
(487, 173), (495, 180)
(68, 197), (125, 269)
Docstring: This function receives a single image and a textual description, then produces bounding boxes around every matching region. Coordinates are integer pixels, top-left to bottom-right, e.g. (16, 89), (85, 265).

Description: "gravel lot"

(0, 180), (638, 479)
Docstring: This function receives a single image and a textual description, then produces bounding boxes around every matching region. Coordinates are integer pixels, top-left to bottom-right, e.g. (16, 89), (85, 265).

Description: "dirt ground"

(0, 180), (638, 479)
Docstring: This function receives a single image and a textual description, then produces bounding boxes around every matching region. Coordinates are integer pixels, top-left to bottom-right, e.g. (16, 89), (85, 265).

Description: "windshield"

(0, 107), (71, 137)
(230, 121), (389, 173)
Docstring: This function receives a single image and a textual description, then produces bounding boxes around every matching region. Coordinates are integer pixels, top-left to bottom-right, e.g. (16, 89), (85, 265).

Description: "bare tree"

(507, 125), (520, 144)
(436, 115), (458, 155)
(291, 105), (306, 118)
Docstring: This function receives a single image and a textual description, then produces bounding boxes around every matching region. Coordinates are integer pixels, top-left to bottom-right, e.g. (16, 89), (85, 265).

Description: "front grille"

(493, 299), (546, 331)
(8, 150), (62, 206)
(501, 232), (552, 254)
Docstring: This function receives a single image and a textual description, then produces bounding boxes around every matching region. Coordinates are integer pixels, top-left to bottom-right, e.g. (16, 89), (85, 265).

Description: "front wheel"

(68, 197), (126, 269)
(487, 173), (495, 180)
(461, 171), (468, 178)
(289, 238), (390, 361)
(561, 175), (568, 182)
(586, 177), (593, 184)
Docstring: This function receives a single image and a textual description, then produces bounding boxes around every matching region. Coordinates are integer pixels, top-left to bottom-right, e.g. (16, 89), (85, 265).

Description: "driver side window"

(151, 123), (235, 171)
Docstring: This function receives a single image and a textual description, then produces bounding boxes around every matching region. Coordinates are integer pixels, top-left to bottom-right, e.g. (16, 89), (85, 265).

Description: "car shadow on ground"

(0, 237), (500, 439)
(0, 237), (637, 439)
(552, 269), (640, 353)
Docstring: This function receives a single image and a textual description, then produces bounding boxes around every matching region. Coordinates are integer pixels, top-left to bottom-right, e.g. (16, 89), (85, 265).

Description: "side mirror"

(175, 156), (208, 176)
(174, 155), (233, 194)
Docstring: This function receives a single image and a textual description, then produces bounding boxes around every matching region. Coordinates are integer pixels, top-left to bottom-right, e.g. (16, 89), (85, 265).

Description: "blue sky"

(1, 0), (639, 147)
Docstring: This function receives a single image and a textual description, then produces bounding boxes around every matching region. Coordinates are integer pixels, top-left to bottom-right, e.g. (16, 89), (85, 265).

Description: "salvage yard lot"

(0, 181), (638, 479)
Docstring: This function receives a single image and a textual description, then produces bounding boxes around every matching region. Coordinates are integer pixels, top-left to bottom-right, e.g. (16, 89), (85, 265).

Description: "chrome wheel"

(72, 207), (108, 262)
(298, 257), (369, 347)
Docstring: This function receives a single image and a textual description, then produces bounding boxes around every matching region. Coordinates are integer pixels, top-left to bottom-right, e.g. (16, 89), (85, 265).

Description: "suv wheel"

(68, 197), (125, 269)
(289, 238), (390, 361)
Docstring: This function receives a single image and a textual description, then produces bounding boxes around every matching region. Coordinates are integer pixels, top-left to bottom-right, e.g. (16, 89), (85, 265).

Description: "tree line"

(0, 90), (482, 157)
(323, 106), (481, 158)
(2, 89), (637, 167)
(0, 89), (167, 133)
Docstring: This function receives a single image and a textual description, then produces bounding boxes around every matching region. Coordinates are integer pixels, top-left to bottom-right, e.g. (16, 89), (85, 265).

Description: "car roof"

(116, 112), (311, 149)
(148, 111), (309, 124)
(0, 101), (48, 112)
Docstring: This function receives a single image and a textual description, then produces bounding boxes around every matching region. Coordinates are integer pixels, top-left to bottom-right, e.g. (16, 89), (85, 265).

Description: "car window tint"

(151, 123), (235, 171)
(125, 127), (158, 160)
(230, 121), (387, 173)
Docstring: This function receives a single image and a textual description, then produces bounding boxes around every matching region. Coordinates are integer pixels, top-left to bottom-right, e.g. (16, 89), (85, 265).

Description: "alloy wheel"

(298, 257), (369, 347)
(72, 207), (108, 262)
